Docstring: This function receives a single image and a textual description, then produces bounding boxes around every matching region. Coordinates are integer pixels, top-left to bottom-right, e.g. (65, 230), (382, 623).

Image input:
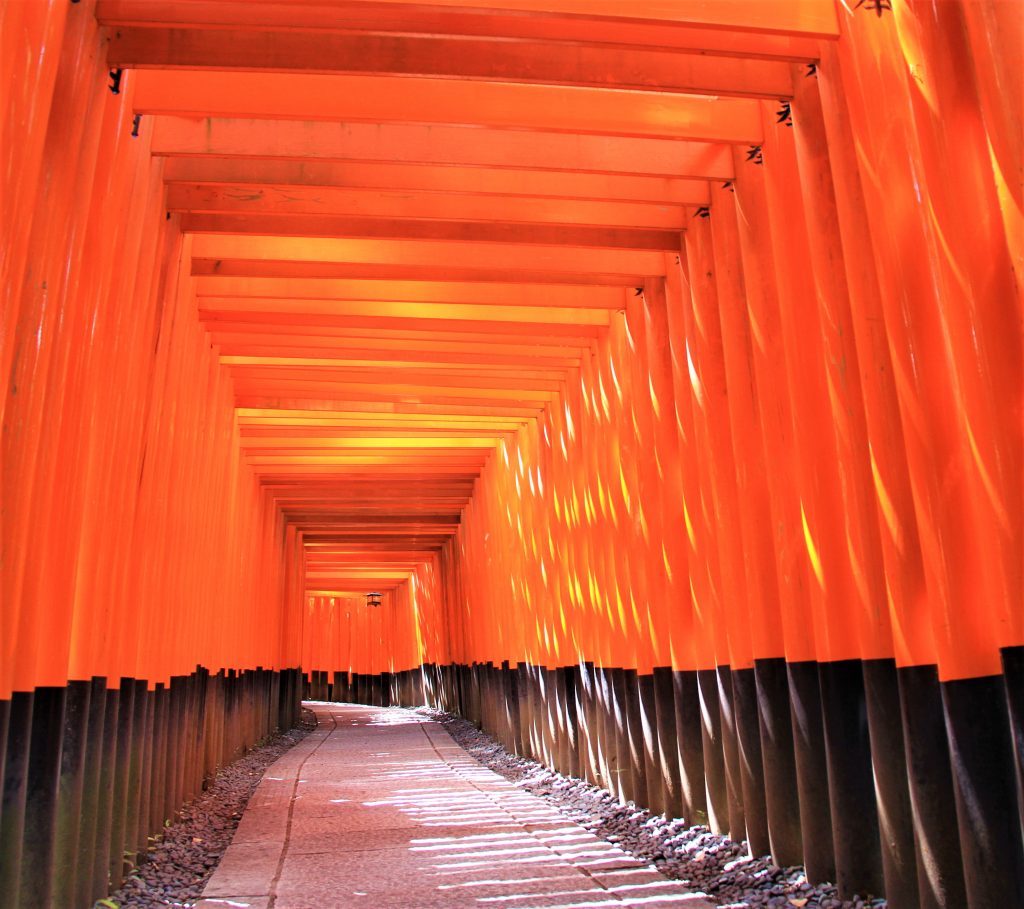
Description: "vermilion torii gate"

(1, 2), (1021, 908)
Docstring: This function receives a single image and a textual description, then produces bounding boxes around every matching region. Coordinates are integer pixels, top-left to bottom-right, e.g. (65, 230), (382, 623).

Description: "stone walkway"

(196, 703), (716, 909)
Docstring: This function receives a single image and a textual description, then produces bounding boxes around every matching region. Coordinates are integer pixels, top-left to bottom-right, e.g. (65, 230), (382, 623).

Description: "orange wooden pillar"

(576, 344), (621, 801)
(686, 220), (750, 841)
(567, 352), (606, 786)
(893, 0), (1022, 663)
(631, 284), (684, 819)
(785, 65), (901, 899)
(2, 12), (305, 900)
(619, 298), (662, 811)
(728, 150), (815, 871)
(598, 317), (646, 806)
(659, 253), (702, 829)
(705, 180), (784, 861)
(663, 249), (723, 833)
(955, 0), (1022, 293)
(765, 99), (884, 896)
(782, 53), (929, 904)
(642, 276), (695, 822)
(832, 6), (1024, 904)
(0, 0), (70, 431)
(682, 209), (755, 844)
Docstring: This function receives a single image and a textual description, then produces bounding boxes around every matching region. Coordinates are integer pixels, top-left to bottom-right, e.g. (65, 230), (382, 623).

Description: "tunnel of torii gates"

(0, 0), (1021, 907)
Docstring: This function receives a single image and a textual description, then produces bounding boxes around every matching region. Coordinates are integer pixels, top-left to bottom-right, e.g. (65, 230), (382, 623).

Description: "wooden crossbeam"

(96, 0), (834, 47)
(164, 159), (710, 206)
(151, 118), (735, 180)
(111, 28), (793, 99)
(168, 184), (686, 230)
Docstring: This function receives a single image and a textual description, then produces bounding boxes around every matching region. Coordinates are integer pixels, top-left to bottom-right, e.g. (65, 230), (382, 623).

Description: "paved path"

(196, 703), (715, 909)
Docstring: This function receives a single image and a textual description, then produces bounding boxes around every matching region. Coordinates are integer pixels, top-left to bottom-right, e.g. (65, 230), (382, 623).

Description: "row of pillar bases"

(2, 654), (1020, 909)
(0, 668), (303, 909)
(313, 653), (1024, 909)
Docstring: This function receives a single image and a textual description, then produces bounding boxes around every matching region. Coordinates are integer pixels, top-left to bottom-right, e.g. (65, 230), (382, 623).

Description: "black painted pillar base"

(149, 683), (167, 838)
(422, 663), (433, 706)
(697, 668), (727, 834)
(539, 666), (553, 767)
(501, 663), (513, 746)
(138, 680), (155, 850)
(127, 678), (148, 863)
(0, 691), (33, 904)
(608, 668), (632, 804)
(94, 685), (120, 905)
(438, 662), (448, 707)
(465, 664), (479, 726)
(78, 677), (107, 908)
(53, 679), (91, 909)
(531, 664), (546, 762)
(732, 666), (770, 857)
(516, 662), (530, 758)
(0, 699), (8, 837)
(623, 670), (648, 808)
(479, 665), (491, 739)
(506, 663), (522, 756)
(818, 659), (883, 899)
(652, 667), (682, 818)
(523, 664), (538, 760)
(1002, 646), (1024, 837)
(109, 678), (136, 888)
(672, 669), (706, 826)
(419, 663), (432, 708)
(562, 666), (581, 780)
(594, 667), (616, 796)
(787, 661), (836, 884)
(578, 662), (600, 786)
(716, 665), (746, 842)
(754, 658), (802, 867)
(942, 671), (1024, 908)
(491, 663), (502, 738)
(554, 666), (568, 775)
(537, 667), (554, 768)
(637, 672), (663, 814)
(862, 659), (918, 909)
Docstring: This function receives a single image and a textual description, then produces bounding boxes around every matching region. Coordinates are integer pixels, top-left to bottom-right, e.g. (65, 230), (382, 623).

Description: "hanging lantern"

(366, 591), (382, 608)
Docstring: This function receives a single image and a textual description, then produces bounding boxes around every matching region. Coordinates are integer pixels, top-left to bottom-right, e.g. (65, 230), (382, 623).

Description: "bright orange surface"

(3, 0), (1019, 698)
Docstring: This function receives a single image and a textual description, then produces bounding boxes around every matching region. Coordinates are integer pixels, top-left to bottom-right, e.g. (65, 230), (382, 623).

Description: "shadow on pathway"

(196, 702), (716, 909)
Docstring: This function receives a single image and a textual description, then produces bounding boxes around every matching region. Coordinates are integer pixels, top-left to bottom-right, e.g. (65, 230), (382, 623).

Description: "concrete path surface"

(196, 703), (716, 909)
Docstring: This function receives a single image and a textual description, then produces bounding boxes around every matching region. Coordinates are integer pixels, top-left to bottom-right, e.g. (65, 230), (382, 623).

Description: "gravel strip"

(417, 707), (887, 909)
(101, 709), (316, 909)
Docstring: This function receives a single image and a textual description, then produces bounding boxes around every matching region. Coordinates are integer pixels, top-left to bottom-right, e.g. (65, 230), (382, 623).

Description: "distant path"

(196, 702), (715, 909)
